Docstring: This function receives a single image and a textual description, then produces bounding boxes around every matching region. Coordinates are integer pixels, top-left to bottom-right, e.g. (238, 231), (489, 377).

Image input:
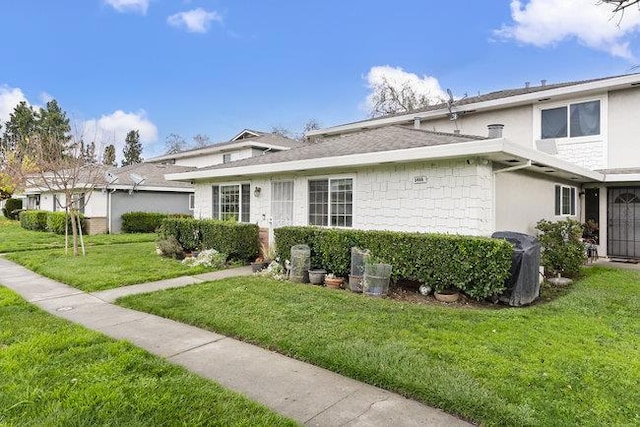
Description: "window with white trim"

(308, 178), (353, 227)
(541, 100), (600, 139)
(188, 193), (195, 210)
(223, 153), (231, 164)
(211, 184), (250, 222)
(555, 185), (576, 216)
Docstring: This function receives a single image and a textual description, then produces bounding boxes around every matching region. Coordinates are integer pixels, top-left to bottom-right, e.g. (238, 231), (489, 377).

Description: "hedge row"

(2, 198), (22, 220)
(121, 212), (192, 233)
(19, 210), (48, 231)
(159, 218), (259, 261)
(274, 226), (514, 300)
(19, 210), (87, 235)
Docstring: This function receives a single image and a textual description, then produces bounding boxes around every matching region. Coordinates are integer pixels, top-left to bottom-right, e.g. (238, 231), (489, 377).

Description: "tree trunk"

(69, 208), (79, 256)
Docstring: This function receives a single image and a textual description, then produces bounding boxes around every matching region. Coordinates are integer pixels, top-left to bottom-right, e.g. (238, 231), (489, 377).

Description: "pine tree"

(121, 130), (143, 166)
(102, 144), (116, 166)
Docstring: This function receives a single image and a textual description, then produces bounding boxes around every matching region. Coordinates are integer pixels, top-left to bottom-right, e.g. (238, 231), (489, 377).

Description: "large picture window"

(541, 100), (600, 140)
(211, 184), (250, 222)
(555, 185), (576, 216)
(308, 178), (353, 227)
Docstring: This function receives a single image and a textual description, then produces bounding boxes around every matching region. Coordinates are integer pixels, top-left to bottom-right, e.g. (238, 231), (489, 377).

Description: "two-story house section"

(146, 129), (301, 168)
(305, 73), (640, 259)
(166, 74), (640, 260)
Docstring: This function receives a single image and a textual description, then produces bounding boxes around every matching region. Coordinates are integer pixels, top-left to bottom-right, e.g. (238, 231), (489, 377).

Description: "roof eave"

(308, 74), (640, 137)
(166, 138), (604, 183)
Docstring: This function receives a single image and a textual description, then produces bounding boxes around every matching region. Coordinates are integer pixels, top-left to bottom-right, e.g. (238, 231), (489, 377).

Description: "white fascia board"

(146, 141), (292, 163)
(105, 184), (193, 192)
(166, 138), (604, 182)
(499, 141), (605, 181)
(308, 74), (640, 137)
(604, 173), (640, 182)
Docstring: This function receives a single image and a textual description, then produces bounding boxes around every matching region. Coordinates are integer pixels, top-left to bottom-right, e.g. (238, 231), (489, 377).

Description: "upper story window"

(541, 100), (600, 139)
(223, 153), (231, 164)
(308, 178), (353, 227)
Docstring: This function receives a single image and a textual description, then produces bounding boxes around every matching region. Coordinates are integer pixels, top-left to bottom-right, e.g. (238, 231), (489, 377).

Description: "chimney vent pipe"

(541, 79), (547, 87)
(487, 124), (504, 139)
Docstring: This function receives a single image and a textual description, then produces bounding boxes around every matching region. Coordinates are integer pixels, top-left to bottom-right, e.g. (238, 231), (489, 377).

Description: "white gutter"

(166, 138), (604, 183)
(146, 141), (295, 162)
(604, 173), (640, 182)
(308, 74), (640, 137)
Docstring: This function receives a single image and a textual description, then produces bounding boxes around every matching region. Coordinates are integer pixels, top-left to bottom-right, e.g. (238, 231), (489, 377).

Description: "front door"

(270, 181), (294, 243)
(607, 187), (640, 258)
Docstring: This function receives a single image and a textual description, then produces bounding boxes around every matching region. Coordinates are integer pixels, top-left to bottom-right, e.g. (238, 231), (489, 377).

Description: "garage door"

(607, 187), (640, 258)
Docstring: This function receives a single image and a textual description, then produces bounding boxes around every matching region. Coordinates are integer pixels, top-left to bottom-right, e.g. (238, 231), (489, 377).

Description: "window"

(72, 193), (85, 214)
(308, 178), (353, 227)
(211, 184), (250, 222)
(223, 153), (231, 164)
(555, 185), (576, 216)
(541, 100), (600, 140)
(188, 193), (195, 210)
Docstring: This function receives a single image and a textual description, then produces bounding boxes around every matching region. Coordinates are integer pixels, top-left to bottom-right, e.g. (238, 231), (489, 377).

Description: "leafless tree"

(601, 0), (640, 12)
(9, 133), (104, 256)
(368, 75), (437, 117)
(192, 134), (211, 148)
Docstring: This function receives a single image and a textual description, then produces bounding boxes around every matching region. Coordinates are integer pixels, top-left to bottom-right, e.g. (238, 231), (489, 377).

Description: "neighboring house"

(166, 73), (640, 260)
(25, 163), (195, 234)
(146, 129), (301, 167)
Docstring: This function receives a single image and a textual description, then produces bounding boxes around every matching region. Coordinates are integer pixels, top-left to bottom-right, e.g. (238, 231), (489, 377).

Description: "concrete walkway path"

(0, 258), (472, 427)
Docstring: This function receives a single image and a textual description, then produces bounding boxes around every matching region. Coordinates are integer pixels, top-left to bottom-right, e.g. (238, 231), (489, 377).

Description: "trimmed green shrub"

(3, 198), (23, 220)
(157, 235), (185, 260)
(46, 211), (87, 235)
(19, 210), (49, 231)
(274, 226), (513, 300)
(535, 218), (586, 278)
(159, 218), (259, 261)
(121, 212), (191, 233)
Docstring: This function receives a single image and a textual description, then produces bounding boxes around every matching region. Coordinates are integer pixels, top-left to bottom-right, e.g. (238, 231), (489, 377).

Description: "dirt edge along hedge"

(274, 226), (513, 300)
(121, 212), (192, 233)
(159, 217), (259, 261)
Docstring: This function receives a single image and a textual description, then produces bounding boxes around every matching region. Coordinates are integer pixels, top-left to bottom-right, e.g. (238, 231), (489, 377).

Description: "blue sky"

(1, 0), (639, 160)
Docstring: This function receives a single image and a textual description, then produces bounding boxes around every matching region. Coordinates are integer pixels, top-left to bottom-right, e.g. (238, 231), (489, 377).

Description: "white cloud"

(167, 8), (222, 33)
(364, 65), (447, 114)
(0, 85), (29, 126)
(81, 110), (158, 161)
(104, 0), (149, 14)
(496, 0), (640, 59)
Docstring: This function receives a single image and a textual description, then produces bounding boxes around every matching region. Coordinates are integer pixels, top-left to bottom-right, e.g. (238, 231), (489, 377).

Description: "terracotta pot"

(325, 277), (344, 289)
(434, 290), (460, 303)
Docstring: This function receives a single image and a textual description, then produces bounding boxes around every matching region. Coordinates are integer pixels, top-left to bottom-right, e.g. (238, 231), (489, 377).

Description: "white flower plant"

(181, 249), (227, 269)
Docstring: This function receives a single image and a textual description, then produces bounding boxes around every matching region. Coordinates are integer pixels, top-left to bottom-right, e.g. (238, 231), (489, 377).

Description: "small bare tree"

(601, 0), (640, 12)
(11, 134), (104, 256)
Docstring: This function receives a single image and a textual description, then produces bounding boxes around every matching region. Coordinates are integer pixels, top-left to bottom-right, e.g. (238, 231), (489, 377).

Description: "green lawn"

(0, 217), (156, 253)
(6, 242), (213, 292)
(0, 286), (295, 426)
(119, 267), (640, 426)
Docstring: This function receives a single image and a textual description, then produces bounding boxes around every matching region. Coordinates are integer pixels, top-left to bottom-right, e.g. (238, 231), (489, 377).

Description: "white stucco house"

(166, 73), (640, 259)
(25, 130), (301, 233)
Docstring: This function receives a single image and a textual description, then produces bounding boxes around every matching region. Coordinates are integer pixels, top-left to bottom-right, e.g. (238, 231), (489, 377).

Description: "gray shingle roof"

(146, 133), (301, 162)
(105, 163), (195, 188)
(193, 126), (485, 173)
(334, 73), (640, 128)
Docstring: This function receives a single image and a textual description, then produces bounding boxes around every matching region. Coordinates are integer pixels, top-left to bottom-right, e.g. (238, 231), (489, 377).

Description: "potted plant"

(324, 273), (344, 289)
(434, 287), (460, 303)
(308, 269), (326, 285)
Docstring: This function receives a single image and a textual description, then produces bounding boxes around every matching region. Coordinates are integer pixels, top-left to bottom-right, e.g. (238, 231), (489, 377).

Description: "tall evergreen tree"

(121, 130), (143, 166)
(102, 144), (116, 167)
(80, 140), (97, 164)
(2, 101), (37, 158)
(36, 99), (71, 143)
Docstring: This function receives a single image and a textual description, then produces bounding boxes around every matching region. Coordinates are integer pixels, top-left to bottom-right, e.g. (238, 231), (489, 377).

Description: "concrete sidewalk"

(0, 258), (472, 427)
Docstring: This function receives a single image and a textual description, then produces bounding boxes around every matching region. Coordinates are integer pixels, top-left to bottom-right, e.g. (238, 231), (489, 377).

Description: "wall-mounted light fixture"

(254, 186), (262, 197)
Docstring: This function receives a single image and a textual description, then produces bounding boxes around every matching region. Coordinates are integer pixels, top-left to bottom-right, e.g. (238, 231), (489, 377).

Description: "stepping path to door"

(0, 257), (472, 427)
